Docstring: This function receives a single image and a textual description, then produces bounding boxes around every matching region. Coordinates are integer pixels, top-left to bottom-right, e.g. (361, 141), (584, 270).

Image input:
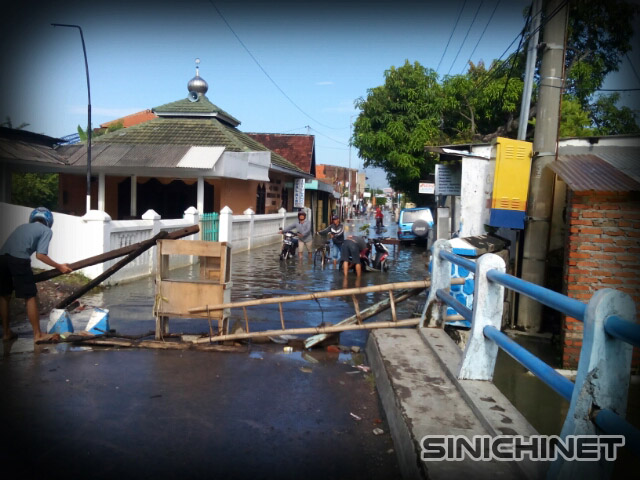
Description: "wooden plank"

(156, 280), (224, 319)
(351, 295), (362, 325)
(33, 224), (199, 283)
(193, 318), (422, 344)
(158, 238), (223, 257)
(278, 303), (285, 330)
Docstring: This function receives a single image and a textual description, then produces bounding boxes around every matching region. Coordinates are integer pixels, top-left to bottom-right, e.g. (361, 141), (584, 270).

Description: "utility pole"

(517, 0), (568, 331)
(518, 0), (542, 140)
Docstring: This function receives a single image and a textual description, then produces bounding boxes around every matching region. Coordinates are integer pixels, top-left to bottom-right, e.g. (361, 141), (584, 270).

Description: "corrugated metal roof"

(550, 154), (640, 192)
(0, 138), (68, 165)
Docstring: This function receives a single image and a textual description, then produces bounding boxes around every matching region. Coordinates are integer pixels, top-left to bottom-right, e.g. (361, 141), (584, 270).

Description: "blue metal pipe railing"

(486, 269), (587, 321)
(592, 409), (640, 458)
(483, 325), (575, 401)
(436, 289), (473, 321)
(604, 315), (640, 349)
(440, 250), (477, 274)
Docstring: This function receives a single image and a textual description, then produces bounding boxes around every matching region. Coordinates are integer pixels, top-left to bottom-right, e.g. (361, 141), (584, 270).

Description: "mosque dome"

(187, 58), (208, 97)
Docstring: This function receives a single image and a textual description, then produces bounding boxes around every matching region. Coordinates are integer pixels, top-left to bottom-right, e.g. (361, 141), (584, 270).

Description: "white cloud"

(315, 81), (334, 86)
(322, 100), (356, 113)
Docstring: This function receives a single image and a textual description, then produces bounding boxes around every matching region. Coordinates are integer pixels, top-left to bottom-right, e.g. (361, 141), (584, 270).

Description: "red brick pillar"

(563, 190), (640, 370)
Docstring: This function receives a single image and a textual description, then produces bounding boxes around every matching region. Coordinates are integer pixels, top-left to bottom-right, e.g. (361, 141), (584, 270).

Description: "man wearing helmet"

(316, 215), (344, 268)
(280, 209), (313, 260)
(1, 207), (73, 343)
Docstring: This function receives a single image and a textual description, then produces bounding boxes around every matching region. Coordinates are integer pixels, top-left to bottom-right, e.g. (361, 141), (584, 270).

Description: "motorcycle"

(279, 231), (299, 260)
(360, 238), (390, 272)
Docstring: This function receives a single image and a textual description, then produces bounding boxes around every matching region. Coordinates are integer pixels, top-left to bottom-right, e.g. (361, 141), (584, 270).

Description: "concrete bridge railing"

(422, 239), (640, 479)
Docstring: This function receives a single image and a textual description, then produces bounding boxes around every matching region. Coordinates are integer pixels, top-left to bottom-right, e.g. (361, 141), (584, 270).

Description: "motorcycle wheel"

(382, 261), (389, 272)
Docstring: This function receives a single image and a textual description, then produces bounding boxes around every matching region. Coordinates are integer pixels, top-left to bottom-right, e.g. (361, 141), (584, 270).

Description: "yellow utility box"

(154, 239), (231, 339)
(489, 137), (533, 229)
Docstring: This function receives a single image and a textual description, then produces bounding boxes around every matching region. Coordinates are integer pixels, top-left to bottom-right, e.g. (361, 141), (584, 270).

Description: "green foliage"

(12, 173), (58, 210)
(589, 93), (640, 135)
(77, 121), (124, 141)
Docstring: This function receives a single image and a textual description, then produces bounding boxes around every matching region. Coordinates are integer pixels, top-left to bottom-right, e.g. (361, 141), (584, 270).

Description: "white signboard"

(435, 164), (461, 196)
(419, 181), (435, 194)
(363, 192), (371, 198)
(293, 178), (305, 208)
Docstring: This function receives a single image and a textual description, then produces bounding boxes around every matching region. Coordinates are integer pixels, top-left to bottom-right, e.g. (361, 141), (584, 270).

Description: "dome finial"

(187, 57), (208, 97)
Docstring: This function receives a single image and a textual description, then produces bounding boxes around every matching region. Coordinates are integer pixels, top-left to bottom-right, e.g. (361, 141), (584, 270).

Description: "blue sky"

(1, 0), (639, 189)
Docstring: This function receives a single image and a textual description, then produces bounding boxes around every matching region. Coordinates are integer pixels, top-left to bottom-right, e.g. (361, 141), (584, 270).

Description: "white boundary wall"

(0, 203), (297, 285)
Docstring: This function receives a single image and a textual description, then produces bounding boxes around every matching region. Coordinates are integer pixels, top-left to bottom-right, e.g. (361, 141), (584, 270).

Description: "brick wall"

(563, 190), (640, 369)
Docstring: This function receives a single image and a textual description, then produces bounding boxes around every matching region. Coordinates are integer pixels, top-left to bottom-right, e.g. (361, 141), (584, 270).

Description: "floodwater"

(80, 212), (637, 442)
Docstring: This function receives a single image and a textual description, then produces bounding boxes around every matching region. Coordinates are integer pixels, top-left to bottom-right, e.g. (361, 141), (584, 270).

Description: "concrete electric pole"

(517, 0), (568, 331)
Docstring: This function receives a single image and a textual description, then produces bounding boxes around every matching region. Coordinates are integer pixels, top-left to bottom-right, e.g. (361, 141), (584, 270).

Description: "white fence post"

(244, 208), (255, 250)
(421, 239), (452, 328)
(219, 206), (233, 245)
(81, 210), (112, 278)
(142, 209), (161, 275)
(550, 288), (635, 479)
(183, 206), (199, 235)
(279, 207), (287, 230)
(457, 253), (505, 380)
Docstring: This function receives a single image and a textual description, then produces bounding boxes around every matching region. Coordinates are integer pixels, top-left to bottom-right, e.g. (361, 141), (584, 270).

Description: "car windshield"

(402, 209), (432, 224)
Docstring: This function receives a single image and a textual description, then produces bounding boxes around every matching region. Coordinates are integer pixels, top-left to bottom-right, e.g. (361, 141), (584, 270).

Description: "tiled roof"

(91, 117), (303, 173)
(153, 95), (240, 126)
(246, 133), (315, 175)
(100, 110), (157, 129)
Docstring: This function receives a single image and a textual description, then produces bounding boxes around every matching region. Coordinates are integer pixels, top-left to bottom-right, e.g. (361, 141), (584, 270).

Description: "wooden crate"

(154, 239), (231, 339)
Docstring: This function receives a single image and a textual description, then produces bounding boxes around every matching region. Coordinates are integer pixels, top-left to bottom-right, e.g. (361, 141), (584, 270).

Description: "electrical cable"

(498, 8), (530, 106)
(446, 0), (485, 76)
(208, 1), (343, 130)
(460, 0), (501, 74)
(436, 0), (468, 74)
(625, 53), (640, 86)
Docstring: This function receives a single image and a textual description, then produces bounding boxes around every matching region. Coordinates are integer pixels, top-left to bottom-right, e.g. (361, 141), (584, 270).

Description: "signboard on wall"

(419, 181), (435, 194)
(435, 164), (461, 196)
(293, 178), (305, 208)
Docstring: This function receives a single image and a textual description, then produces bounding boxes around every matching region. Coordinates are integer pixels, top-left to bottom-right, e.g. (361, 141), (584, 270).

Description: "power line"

(625, 53), (640, 86)
(436, 0), (467, 74)
(460, 0), (501, 75)
(446, 0), (485, 76)
(597, 88), (640, 92)
(208, 1), (343, 130)
(307, 126), (350, 147)
(498, 7), (530, 105)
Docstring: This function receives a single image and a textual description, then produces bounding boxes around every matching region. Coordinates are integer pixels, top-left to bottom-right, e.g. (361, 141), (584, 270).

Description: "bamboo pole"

(351, 295), (362, 325)
(389, 290), (397, 322)
(303, 288), (422, 348)
(188, 279), (464, 313)
(243, 306), (249, 333)
(34, 224), (200, 283)
(193, 318), (422, 344)
(278, 303), (285, 330)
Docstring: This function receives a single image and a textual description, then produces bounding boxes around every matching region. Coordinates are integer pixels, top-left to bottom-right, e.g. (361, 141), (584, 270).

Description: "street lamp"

(52, 23), (92, 214)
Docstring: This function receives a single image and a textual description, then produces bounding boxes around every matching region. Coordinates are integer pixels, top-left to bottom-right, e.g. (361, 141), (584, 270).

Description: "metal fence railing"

(422, 239), (640, 478)
(200, 212), (219, 242)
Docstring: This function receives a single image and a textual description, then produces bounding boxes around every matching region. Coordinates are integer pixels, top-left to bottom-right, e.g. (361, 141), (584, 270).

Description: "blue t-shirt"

(0, 222), (53, 259)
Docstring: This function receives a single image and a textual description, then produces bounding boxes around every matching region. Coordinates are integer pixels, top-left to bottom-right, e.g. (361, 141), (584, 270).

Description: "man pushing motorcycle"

(280, 209), (313, 260)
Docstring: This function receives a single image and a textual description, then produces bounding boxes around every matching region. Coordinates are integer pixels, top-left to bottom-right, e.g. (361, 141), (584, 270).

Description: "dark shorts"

(0, 254), (37, 299)
(340, 240), (360, 264)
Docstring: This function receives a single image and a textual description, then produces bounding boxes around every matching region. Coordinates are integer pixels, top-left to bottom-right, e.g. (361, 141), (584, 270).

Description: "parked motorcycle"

(279, 230), (299, 260)
(360, 238), (390, 272)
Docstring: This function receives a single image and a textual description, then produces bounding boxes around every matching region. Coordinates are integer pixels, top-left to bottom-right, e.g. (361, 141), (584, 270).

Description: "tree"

(77, 121), (124, 141)
(1, 116), (29, 130)
(353, 61), (444, 200)
(11, 172), (58, 210)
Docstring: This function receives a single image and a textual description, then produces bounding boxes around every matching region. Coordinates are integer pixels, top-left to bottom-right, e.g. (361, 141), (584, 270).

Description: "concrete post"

(457, 253), (506, 380)
(279, 207), (287, 230)
(183, 206), (200, 265)
(218, 206), (233, 245)
(551, 289), (635, 479)
(518, 0), (568, 331)
(197, 176), (204, 214)
(244, 208), (255, 250)
(81, 210), (112, 278)
(421, 239), (452, 328)
(130, 175), (137, 218)
(142, 209), (161, 274)
(98, 172), (106, 211)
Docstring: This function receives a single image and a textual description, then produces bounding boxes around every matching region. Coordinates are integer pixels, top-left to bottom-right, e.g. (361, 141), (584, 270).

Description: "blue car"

(397, 207), (434, 243)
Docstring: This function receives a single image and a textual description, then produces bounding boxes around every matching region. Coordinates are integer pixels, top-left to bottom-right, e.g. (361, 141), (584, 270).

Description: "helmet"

(298, 210), (307, 218)
(331, 215), (339, 221)
(29, 207), (54, 228)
